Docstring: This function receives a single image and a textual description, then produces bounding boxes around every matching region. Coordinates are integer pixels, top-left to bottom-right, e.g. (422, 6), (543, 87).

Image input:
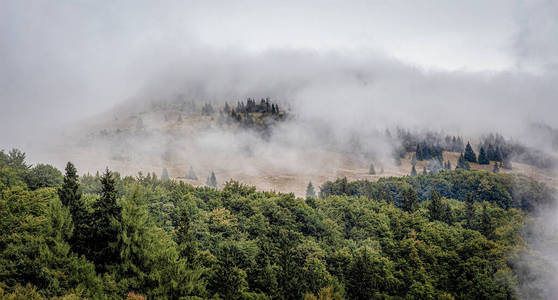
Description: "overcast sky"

(1, 0), (558, 149)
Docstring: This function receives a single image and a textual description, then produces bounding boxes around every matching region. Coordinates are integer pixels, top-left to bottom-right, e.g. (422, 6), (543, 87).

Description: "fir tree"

(428, 189), (444, 221)
(368, 163), (376, 175)
(410, 165), (417, 177)
(423, 166), (427, 175)
(464, 142), (477, 163)
(402, 187), (419, 213)
(478, 147), (489, 165)
(58, 162), (89, 255)
(91, 168), (122, 271)
(416, 144), (424, 161)
(306, 181), (316, 198)
(479, 204), (493, 237)
(161, 168), (169, 181)
(446, 160), (452, 170)
(207, 171), (217, 188)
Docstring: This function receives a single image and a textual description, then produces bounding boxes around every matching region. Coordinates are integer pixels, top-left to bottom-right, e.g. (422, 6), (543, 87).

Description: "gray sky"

(1, 0), (558, 149)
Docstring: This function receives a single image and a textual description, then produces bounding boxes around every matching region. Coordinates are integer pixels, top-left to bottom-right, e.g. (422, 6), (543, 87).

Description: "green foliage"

(306, 181), (316, 198)
(26, 164), (63, 190)
(0, 153), (550, 299)
(478, 147), (490, 165)
(464, 142), (477, 163)
(207, 171), (218, 188)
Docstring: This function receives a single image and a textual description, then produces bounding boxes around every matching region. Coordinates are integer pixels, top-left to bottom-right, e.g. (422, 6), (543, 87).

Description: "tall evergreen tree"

(402, 187), (419, 213)
(186, 166), (198, 180)
(416, 144), (424, 161)
(428, 189), (444, 221)
(306, 181), (316, 198)
(58, 162), (89, 256)
(464, 142), (477, 163)
(90, 168), (122, 271)
(422, 166), (427, 175)
(443, 203), (453, 225)
(478, 147), (489, 165)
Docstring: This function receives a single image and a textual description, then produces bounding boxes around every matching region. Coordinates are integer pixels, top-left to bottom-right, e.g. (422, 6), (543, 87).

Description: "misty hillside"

(3, 1), (558, 300)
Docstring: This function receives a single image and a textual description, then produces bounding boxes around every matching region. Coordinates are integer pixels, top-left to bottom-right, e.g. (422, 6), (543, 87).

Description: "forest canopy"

(0, 148), (554, 299)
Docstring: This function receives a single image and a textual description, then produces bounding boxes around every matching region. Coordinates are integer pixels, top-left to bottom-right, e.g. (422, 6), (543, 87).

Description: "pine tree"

(161, 168), (169, 181)
(411, 154), (417, 166)
(207, 171), (217, 188)
(464, 142), (477, 163)
(90, 168), (122, 271)
(368, 163), (376, 175)
(402, 187), (419, 213)
(410, 165), (417, 177)
(479, 204), (493, 237)
(58, 162), (89, 256)
(492, 161), (500, 173)
(478, 147), (489, 165)
(422, 166), (427, 175)
(306, 181), (316, 198)
(428, 189), (444, 221)
(446, 160), (451, 170)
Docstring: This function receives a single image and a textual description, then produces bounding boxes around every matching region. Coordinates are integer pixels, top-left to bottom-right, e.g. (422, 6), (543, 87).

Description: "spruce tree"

(423, 166), (427, 175)
(306, 181), (316, 198)
(416, 144), (424, 161)
(446, 160), (451, 170)
(91, 168), (122, 271)
(207, 171), (217, 188)
(478, 147), (489, 165)
(402, 187), (419, 213)
(464, 142), (477, 163)
(368, 163), (376, 175)
(428, 189), (444, 221)
(58, 162), (89, 255)
(410, 165), (417, 177)
(443, 203), (453, 225)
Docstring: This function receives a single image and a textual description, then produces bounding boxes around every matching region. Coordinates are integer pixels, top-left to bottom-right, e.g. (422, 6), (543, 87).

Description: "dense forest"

(0, 148), (555, 299)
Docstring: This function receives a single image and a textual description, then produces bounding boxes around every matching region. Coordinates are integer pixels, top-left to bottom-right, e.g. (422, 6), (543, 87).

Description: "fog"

(2, 1), (558, 297)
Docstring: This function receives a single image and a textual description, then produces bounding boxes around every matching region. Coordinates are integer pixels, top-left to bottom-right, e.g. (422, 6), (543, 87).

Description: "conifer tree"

(423, 166), (427, 175)
(446, 160), (451, 170)
(428, 189), (444, 221)
(207, 171), (217, 188)
(503, 157), (512, 170)
(306, 181), (316, 198)
(479, 204), (493, 237)
(464, 142), (477, 163)
(368, 163), (376, 175)
(161, 168), (169, 181)
(478, 147), (489, 165)
(402, 187), (419, 213)
(416, 144), (424, 161)
(58, 162), (89, 256)
(410, 165), (417, 177)
(90, 168), (122, 271)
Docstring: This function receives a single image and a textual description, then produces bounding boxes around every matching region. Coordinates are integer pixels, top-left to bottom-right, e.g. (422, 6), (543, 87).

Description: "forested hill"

(0, 148), (554, 299)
